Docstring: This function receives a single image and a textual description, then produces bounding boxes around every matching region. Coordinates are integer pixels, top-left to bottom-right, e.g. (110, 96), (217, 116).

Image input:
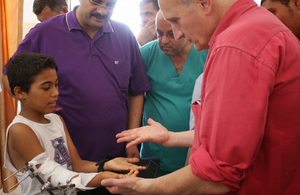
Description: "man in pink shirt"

(101, 0), (300, 194)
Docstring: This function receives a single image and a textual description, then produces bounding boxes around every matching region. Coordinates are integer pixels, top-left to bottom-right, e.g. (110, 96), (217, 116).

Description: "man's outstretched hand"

(116, 118), (170, 148)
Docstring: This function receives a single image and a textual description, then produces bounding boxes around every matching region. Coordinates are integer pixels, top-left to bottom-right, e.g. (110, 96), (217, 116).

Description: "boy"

(4, 52), (145, 194)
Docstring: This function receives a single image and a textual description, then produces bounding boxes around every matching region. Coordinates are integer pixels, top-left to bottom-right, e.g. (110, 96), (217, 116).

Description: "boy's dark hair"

(139, 0), (159, 10)
(6, 52), (58, 96)
(33, 0), (68, 15)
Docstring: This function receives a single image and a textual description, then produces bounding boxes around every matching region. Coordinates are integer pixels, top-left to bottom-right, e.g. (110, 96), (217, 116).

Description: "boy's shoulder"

(9, 113), (62, 128)
(7, 117), (39, 143)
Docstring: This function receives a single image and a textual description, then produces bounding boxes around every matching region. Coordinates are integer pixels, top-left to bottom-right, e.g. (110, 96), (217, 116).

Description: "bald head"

(155, 10), (166, 28)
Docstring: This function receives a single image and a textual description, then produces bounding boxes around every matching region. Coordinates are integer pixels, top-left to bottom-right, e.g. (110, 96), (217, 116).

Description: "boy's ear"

(14, 86), (26, 100)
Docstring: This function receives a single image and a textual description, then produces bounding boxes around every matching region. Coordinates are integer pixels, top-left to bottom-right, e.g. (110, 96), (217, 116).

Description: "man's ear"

(60, 6), (68, 14)
(14, 86), (26, 100)
(197, 0), (213, 14)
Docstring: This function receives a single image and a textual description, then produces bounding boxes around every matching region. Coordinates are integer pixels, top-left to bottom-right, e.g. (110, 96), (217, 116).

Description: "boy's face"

(21, 68), (59, 115)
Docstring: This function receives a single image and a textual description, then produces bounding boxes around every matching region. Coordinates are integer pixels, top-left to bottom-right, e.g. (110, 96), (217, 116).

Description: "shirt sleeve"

(128, 34), (151, 96)
(189, 74), (203, 130)
(190, 45), (277, 190)
(139, 41), (155, 71)
(2, 27), (39, 75)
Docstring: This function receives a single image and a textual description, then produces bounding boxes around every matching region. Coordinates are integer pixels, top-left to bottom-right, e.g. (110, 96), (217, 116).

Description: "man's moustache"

(91, 13), (109, 19)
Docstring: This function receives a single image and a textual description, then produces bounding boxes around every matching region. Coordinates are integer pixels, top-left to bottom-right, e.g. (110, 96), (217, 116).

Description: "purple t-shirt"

(3, 8), (150, 161)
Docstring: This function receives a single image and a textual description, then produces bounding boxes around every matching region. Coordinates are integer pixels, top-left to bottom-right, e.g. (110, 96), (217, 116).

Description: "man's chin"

(162, 51), (173, 56)
(91, 19), (107, 28)
(161, 47), (173, 54)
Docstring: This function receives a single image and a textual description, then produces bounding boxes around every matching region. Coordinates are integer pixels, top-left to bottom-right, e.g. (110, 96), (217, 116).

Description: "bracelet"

(95, 158), (111, 172)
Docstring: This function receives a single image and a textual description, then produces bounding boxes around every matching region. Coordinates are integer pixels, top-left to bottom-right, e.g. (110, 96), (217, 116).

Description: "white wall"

(23, 0), (39, 38)
(23, 0), (142, 37)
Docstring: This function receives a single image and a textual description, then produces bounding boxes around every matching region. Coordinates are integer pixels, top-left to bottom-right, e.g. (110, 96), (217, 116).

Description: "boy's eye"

(41, 84), (52, 91)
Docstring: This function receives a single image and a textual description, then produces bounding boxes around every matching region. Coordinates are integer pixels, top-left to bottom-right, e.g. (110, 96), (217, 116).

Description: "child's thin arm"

(7, 123), (46, 170)
(59, 115), (98, 172)
(60, 116), (146, 173)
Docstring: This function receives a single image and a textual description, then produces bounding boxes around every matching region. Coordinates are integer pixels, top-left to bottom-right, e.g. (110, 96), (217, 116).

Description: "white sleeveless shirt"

(4, 114), (73, 195)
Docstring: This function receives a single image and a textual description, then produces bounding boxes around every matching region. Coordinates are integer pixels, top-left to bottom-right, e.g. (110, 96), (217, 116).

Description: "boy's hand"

(104, 157), (146, 172)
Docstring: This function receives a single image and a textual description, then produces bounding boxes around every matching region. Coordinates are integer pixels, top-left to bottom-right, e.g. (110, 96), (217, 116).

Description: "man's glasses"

(157, 31), (175, 39)
(89, 0), (115, 11)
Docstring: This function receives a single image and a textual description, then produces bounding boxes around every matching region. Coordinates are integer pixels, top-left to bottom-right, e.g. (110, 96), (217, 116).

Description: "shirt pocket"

(109, 59), (131, 90)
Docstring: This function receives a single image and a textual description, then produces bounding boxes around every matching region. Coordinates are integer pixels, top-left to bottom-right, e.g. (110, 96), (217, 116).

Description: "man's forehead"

(157, 14), (171, 28)
(141, 2), (157, 12)
(159, 0), (180, 20)
(157, 23), (172, 32)
(161, 9), (176, 21)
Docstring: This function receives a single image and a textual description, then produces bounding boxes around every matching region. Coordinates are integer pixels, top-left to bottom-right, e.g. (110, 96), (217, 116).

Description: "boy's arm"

(8, 123), (46, 170)
(60, 115), (98, 173)
(7, 119), (140, 189)
(59, 116), (146, 173)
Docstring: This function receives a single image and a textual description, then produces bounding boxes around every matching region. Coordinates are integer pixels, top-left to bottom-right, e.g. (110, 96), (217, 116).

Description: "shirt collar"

(66, 6), (114, 33)
(208, 0), (257, 47)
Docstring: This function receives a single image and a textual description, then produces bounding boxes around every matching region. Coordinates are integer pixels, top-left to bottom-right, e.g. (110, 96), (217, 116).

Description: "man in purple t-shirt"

(2, 0), (150, 187)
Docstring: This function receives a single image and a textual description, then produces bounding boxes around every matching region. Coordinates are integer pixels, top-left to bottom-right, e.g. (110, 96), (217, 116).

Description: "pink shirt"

(189, 0), (300, 194)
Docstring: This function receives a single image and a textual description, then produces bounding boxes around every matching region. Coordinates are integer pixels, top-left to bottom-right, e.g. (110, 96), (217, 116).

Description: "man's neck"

(170, 43), (193, 75)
